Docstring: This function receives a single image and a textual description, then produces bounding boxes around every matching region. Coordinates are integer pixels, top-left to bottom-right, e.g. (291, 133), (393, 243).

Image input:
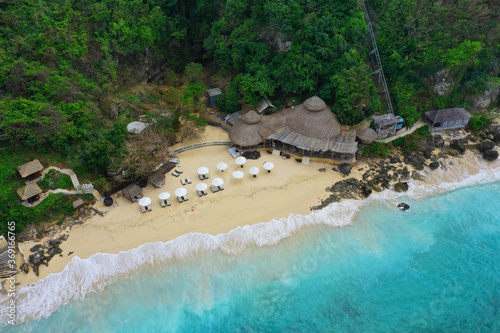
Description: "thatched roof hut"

(284, 96), (341, 139)
(229, 110), (265, 147)
(17, 183), (42, 201)
(357, 128), (379, 144)
(121, 184), (142, 202)
(18, 160), (44, 178)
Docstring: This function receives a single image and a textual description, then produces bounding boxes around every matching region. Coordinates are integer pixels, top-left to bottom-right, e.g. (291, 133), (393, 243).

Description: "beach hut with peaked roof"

(424, 108), (471, 130)
(357, 128), (379, 145)
(18, 159), (44, 180)
(17, 183), (42, 201)
(121, 184), (143, 202)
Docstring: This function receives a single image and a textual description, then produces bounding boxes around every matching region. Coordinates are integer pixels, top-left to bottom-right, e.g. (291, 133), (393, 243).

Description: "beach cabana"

(17, 183), (42, 202)
(122, 184), (143, 202)
(357, 128), (379, 145)
(18, 159), (44, 181)
(424, 108), (471, 131)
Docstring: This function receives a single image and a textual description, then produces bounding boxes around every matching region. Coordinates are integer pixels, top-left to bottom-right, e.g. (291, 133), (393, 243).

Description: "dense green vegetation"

(1, 0), (499, 235)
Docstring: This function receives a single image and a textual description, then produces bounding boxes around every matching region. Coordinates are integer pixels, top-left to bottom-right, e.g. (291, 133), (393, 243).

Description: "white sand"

(17, 126), (365, 286)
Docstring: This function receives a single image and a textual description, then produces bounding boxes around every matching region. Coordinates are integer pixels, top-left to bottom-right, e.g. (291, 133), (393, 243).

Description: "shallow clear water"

(7, 181), (500, 332)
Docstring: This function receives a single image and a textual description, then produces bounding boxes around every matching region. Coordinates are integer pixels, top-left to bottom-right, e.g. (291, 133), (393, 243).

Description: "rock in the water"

(339, 163), (351, 175)
(477, 140), (495, 152)
(429, 161), (440, 170)
(394, 182), (409, 192)
(450, 139), (465, 153)
(361, 185), (372, 197)
(397, 203), (410, 211)
(411, 171), (425, 181)
(432, 135), (445, 148)
(482, 149), (499, 161)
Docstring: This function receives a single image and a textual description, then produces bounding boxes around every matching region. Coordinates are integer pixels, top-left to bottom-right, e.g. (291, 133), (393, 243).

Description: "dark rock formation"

(30, 244), (41, 252)
(339, 163), (352, 175)
(27, 235), (67, 276)
(429, 161), (440, 170)
(450, 139), (465, 154)
(397, 203), (410, 211)
(20, 263), (29, 274)
(477, 140), (495, 152)
(432, 135), (445, 148)
(404, 152), (426, 170)
(422, 148), (434, 159)
(394, 182), (409, 192)
(482, 149), (499, 161)
(361, 185), (372, 197)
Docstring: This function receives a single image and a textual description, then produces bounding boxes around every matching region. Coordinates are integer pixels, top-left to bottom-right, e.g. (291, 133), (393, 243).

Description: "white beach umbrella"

(249, 167), (260, 177)
(175, 187), (187, 197)
(217, 162), (228, 172)
(158, 192), (170, 200)
(263, 162), (274, 173)
(196, 183), (208, 191)
(232, 171), (244, 179)
(138, 197), (152, 207)
(212, 178), (224, 187)
(197, 167), (209, 175)
(235, 156), (247, 168)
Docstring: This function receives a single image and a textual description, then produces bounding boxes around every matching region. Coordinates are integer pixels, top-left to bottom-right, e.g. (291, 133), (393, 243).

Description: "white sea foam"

(1, 153), (499, 325)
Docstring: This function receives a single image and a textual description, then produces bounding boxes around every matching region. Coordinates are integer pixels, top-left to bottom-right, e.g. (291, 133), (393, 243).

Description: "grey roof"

(373, 114), (398, 127)
(18, 159), (44, 178)
(17, 183), (42, 200)
(255, 98), (275, 114)
(425, 108), (471, 123)
(122, 184), (142, 200)
(207, 88), (222, 97)
(72, 199), (85, 208)
(149, 171), (165, 183)
(226, 111), (242, 126)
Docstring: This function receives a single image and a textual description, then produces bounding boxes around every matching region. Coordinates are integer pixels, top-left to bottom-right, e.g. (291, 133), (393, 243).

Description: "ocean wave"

(2, 153), (499, 326)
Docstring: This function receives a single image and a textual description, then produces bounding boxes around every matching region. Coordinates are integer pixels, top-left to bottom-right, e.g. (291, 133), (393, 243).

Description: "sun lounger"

(202, 190), (208, 195)
(175, 168), (183, 174)
(186, 177), (192, 184)
(197, 190), (203, 197)
(172, 171), (180, 177)
(147, 205), (152, 211)
(199, 174), (205, 180)
(211, 185), (219, 193)
(141, 206), (147, 213)
(181, 178), (186, 185)
(166, 198), (171, 206)
(161, 200), (166, 208)
(182, 195), (188, 201)
(219, 185), (224, 191)
(177, 196), (183, 203)
(204, 174), (209, 179)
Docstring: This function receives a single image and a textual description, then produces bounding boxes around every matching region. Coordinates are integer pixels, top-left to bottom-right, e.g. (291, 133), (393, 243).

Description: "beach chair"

(204, 174), (209, 179)
(147, 205), (152, 211)
(197, 190), (203, 197)
(211, 185), (219, 193)
(182, 195), (188, 201)
(161, 200), (166, 208)
(202, 190), (208, 195)
(181, 178), (186, 185)
(141, 206), (147, 213)
(177, 196), (183, 203)
(172, 171), (180, 177)
(186, 177), (192, 184)
(219, 185), (224, 191)
(166, 198), (171, 206)
(199, 174), (204, 180)
(175, 168), (183, 174)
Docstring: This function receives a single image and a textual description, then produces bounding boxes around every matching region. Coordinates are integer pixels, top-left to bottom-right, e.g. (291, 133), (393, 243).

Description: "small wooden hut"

(18, 159), (44, 181)
(207, 88), (222, 107)
(372, 114), (400, 139)
(121, 184), (143, 202)
(424, 108), (471, 130)
(357, 128), (379, 145)
(17, 183), (42, 201)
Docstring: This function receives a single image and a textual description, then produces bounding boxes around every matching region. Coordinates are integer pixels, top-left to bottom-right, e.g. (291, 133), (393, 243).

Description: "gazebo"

(17, 183), (42, 202)
(228, 110), (266, 148)
(18, 159), (44, 181)
(121, 184), (143, 202)
(357, 128), (379, 145)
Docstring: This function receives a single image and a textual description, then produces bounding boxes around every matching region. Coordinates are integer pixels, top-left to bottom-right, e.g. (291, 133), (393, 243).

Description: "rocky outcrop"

(397, 203), (410, 211)
(394, 182), (409, 192)
(477, 140), (495, 152)
(470, 79), (500, 111)
(482, 149), (498, 161)
(404, 152), (426, 170)
(432, 69), (454, 96)
(450, 139), (466, 154)
(339, 163), (352, 175)
(429, 161), (440, 170)
(432, 135), (445, 148)
(28, 234), (68, 276)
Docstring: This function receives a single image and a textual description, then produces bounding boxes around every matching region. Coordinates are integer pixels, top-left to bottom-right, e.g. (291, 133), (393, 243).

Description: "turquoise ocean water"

(2, 159), (500, 332)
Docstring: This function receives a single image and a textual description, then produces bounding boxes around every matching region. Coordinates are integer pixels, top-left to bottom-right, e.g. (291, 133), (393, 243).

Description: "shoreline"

(11, 126), (500, 290)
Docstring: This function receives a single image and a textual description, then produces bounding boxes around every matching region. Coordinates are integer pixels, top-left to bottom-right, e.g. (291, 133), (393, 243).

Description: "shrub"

(468, 115), (489, 131)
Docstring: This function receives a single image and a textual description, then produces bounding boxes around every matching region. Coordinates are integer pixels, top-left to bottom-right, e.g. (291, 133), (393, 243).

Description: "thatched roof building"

(122, 184), (142, 202)
(425, 108), (471, 130)
(229, 110), (266, 147)
(17, 183), (42, 201)
(357, 128), (379, 144)
(18, 160), (44, 179)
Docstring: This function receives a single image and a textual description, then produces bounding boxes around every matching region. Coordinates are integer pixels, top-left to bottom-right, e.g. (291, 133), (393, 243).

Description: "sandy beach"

(17, 126), (366, 286)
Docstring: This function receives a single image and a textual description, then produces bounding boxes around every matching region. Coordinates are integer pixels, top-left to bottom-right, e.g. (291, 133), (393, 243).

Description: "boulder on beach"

(482, 149), (498, 161)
